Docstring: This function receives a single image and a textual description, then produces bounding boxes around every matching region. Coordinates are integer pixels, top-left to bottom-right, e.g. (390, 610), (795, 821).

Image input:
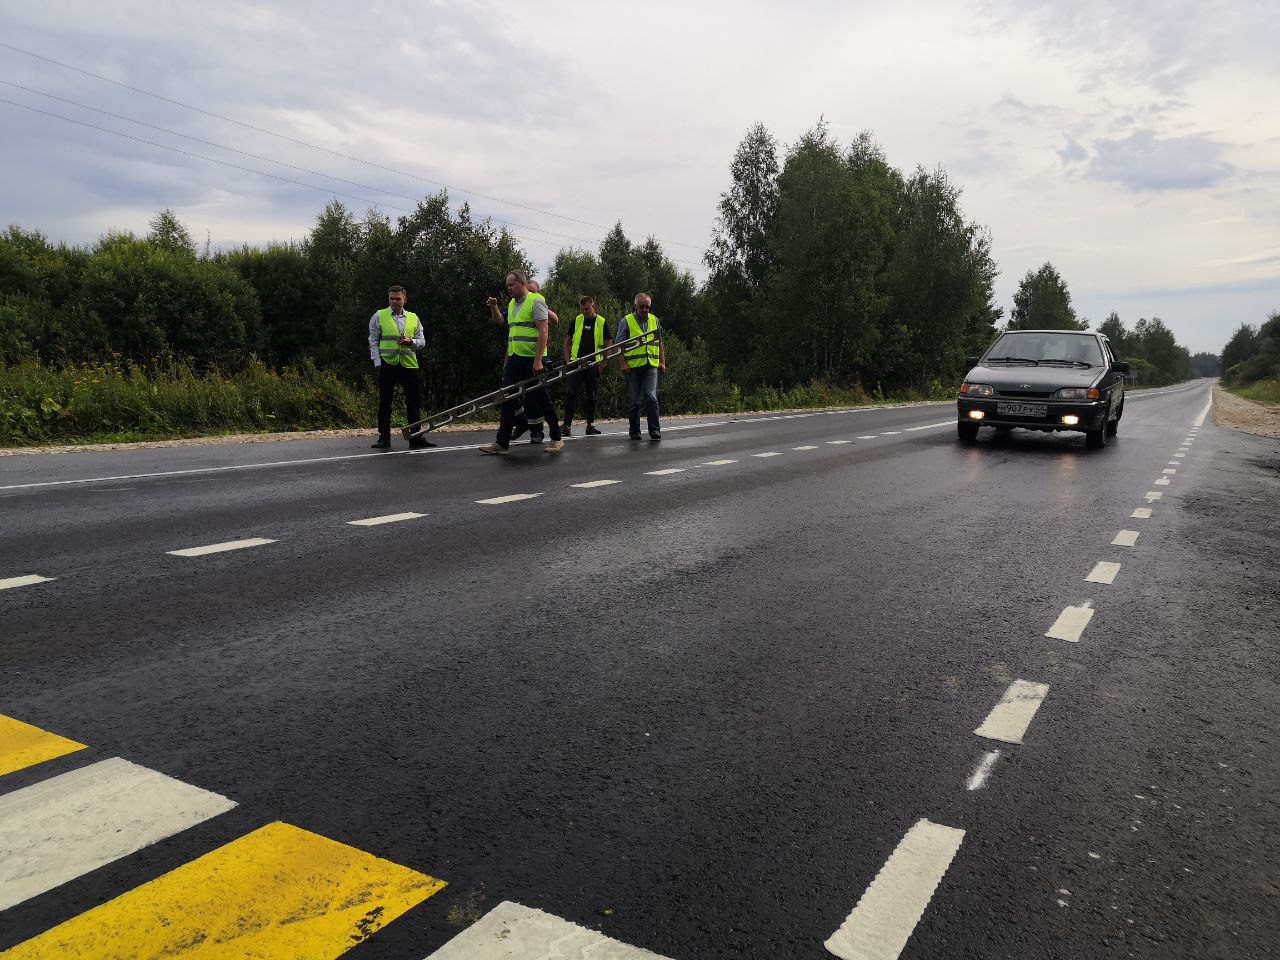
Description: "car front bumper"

(956, 397), (1107, 431)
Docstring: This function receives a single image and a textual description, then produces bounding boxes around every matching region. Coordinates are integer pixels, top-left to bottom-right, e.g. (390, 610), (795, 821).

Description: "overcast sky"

(3, 0), (1278, 354)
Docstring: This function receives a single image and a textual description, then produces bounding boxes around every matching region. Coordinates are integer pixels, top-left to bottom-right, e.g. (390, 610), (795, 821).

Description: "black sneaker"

(629, 432), (642, 440)
(562, 424), (573, 437)
(370, 438), (391, 449)
(530, 427), (545, 444)
(586, 424), (601, 435)
(649, 431), (662, 441)
(409, 437), (437, 449)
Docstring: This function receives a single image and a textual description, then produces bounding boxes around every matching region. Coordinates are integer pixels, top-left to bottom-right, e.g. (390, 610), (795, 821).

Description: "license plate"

(997, 401), (1048, 418)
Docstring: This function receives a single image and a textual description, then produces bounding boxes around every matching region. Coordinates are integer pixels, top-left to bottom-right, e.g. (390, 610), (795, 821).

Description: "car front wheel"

(958, 421), (980, 443)
(1085, 407), (1109, 449)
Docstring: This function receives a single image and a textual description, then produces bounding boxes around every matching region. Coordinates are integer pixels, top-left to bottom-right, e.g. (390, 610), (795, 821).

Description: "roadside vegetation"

(0, 123), (1205, 446)
(1220, 314), (1280, 402)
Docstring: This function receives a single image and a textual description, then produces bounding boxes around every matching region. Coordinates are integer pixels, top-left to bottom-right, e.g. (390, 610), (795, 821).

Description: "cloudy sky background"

(3, 0), (1278, 354)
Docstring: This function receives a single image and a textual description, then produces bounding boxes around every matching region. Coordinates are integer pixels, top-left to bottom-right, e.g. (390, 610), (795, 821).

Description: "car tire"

(1085, 410), (1108, 449)
(1106, 402), (1122, 437)
(958, 421), (980, 443)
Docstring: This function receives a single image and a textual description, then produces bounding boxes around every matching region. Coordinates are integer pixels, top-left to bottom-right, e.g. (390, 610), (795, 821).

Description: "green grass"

(1231, 379), (1280, 403)
(1, 356), (956, 448)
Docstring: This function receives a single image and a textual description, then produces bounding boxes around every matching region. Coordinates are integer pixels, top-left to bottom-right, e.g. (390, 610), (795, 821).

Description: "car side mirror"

(1111, 361), (1130, 374)
(965, 355), (979, 368)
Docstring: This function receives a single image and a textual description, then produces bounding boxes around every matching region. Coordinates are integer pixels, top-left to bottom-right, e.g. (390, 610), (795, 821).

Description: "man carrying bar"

(479, 271), (565, 455)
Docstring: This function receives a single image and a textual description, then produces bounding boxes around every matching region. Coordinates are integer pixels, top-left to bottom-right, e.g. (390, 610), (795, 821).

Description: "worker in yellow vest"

(616, 293), (666, 440)
(561, 295), (611, 436)
(479, 270), (565, 455)
(368, 285), (433, 449)
(510, 280), (558, 443)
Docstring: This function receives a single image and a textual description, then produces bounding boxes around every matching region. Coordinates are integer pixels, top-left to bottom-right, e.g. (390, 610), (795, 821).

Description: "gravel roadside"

(1213, 383), (1280, 440)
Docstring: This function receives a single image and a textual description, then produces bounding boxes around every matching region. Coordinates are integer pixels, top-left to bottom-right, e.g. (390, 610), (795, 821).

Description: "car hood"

(966, 364), (1101, 390)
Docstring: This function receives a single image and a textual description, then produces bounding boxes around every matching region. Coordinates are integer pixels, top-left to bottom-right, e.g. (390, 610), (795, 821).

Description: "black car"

(956, 329), (1128, 448)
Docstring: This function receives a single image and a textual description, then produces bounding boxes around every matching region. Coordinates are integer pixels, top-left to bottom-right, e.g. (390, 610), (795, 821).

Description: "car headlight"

(961, 383), (994, 397)
(1054, 387), (1100, 400)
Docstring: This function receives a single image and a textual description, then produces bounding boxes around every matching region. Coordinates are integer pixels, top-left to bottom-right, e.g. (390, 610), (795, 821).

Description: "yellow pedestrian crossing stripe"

(0, 714), (86, 778)
(4, 820), (446, 959)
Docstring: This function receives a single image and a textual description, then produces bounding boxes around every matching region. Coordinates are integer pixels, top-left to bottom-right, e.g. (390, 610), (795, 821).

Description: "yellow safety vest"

(623, 313), (660, 368)
(376, 309), (420, 368)
(571, 313), (607, 362)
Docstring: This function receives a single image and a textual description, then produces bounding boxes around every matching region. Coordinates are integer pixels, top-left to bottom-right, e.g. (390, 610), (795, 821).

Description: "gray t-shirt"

(513, 295), (550, 323)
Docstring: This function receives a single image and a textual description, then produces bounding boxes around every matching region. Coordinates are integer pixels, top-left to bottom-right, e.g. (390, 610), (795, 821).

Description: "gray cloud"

(1058, 135), (1087, 164)
(1087, 130), (1232, 191)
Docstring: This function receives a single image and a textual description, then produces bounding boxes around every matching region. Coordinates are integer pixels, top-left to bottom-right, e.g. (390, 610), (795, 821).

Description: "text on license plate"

(997, 401), (1048, 417)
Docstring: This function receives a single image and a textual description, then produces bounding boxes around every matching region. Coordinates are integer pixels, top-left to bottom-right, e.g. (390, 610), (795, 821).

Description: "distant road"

(2, 378), (1278, 959)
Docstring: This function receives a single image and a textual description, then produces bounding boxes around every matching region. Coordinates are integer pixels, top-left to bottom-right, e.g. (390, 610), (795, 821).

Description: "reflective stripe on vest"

(377, 309), (420, 368)
(571, 313), (606, 362)
(623, 313), (660, 368)
(507, 295), (541, 358)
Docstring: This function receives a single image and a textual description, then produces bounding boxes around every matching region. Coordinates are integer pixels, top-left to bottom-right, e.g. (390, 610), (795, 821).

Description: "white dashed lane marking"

(645, 468), (686, 476)
(701, 459), (738, 466)
(1174, 453), (1186, 458)
(752, 452), (783, 458)
(1131, 507), (1153, 519)
(826, 440), (852, 445)
(1086, 561), (1121, 584)
(1155, 477), (1171, 486)
(1163, 468), (1177, 474)
(475, 493), (543, 505)
(1112, 530), (1140, 547)
(858, 435), (878, 440)
(167, 538), (276, 557)
(427, 900), (672, 959)
(793, 445), (819, 450)
(1145, 491), (1164, 501)
(974, 680), (1050, 745)
(881, 431), (901, 435)
(0, 757), (237, 910)
(824, 818), (966, 960)
(347, 512), (427, 526)
(1046, 605), (1094, 642)
(966, 750), (1001, 791)
(570, 479), (622, 489)
(0, 575), (55, 591)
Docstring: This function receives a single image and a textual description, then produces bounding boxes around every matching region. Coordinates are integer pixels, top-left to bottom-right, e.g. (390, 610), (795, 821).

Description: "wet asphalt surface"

(1, 379), (1278, 959)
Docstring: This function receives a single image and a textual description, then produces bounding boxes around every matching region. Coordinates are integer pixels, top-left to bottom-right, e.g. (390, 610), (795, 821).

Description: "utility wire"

(0, 96), (574, 254)
(0, 40), (707, 253)
(0, 77), (642, 256)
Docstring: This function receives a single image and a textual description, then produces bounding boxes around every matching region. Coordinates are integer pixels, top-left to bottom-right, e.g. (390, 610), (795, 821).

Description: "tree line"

(1220, 314), (1280, 387)
(1, 122), (1208, 415)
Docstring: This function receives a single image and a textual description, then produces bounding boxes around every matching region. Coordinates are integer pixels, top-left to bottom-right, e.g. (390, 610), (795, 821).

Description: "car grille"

(997, 390), (1053, 399)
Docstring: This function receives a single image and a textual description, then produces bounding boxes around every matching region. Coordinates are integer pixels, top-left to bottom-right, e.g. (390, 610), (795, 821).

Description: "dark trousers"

(562, 365), (600, 426)
(497, 356), (561, 447)
(626, 366), (661, 436)
(377, 362), (421, 440)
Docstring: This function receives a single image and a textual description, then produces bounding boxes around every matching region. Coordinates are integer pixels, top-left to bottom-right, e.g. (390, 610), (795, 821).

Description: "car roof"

(1003, 329), (1099, 336)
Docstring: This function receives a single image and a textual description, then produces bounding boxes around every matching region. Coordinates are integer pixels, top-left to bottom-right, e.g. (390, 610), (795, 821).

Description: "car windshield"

(984, 333), (1103, 367)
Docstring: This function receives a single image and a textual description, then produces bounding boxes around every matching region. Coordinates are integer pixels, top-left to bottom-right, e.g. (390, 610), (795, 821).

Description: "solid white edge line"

(425, 900), (673, 959)
(1046, 605), (1094, 642)
(824, 818), (966, 960)
(0, 574), (55, 591)
(347, 512), (427, 526)
(973, 680), (1050, 745)
(475, 493), (544, 505)
(1085, 561), (1121, 585)
(166, 537), (276, 557)
(1194, 396), (1212, 426)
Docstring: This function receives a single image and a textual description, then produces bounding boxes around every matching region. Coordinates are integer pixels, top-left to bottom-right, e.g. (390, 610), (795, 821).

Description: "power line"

(0, 40), (707, 254)
(0, 96), (575, 255)
(0, 77), (638, 255)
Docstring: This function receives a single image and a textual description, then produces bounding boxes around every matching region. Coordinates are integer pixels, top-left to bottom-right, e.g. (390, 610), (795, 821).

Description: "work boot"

(529, 428), (544, 444)
(562, 423), (573, 437)
(370, 437), (391, 449)
(409, 437), (437, 449)
(545, 439), (565, 454)
(649, 431), (662, 441)
(629, 431), (642, 440)
(586, 424), (601, 435)
(478, 443), (509, 455)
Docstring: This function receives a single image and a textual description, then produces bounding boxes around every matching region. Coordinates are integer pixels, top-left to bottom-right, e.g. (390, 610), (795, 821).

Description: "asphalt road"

(1, 379), (1277, 959)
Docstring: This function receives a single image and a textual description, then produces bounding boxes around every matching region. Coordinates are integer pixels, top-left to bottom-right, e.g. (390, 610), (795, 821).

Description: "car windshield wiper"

(985, 356), (1039, 365)
(1040, 358), (1093, 367)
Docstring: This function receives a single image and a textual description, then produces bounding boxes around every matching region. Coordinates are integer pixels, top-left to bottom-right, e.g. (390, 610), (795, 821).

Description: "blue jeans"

(626, 366), (661, 435)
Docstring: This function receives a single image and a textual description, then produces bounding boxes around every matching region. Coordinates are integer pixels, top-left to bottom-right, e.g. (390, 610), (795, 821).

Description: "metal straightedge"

(401, 329), (661, 441)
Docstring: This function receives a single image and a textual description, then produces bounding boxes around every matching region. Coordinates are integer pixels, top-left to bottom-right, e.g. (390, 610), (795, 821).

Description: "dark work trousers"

(377, 361), (422, 440)
(497, 355), (561, 447)
(562, 364), (600, 427)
